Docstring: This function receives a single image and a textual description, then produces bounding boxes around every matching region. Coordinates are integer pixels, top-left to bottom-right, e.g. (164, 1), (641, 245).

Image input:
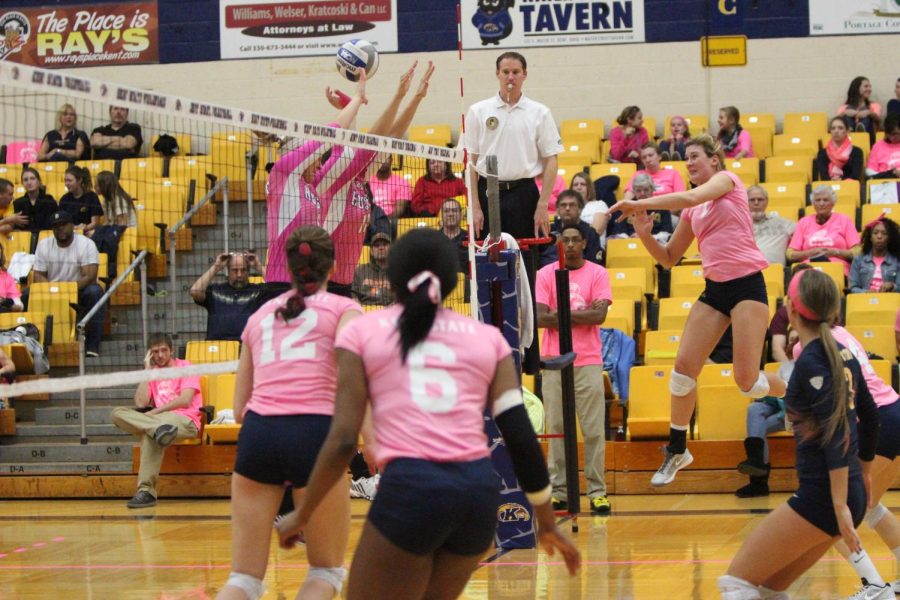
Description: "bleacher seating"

(204, 372), (239, 444)
(28, 281), (77, 344)
(627, 365), (672, 439)
(845, 293), (900, 327)
(782, 112), (828, 137)
(846, 325), (897, 363)
(657, 297), (695, 330)
(185, 340), (240, 364)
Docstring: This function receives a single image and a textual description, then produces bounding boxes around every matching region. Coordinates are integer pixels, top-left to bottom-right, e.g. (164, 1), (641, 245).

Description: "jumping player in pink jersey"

(276, 228), (580, 599)
(611, 134), (787, 487)
(216, 226), (362, 600)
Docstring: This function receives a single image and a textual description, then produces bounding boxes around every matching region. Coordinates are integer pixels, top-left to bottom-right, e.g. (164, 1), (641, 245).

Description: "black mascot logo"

(472, 0), (514, 46)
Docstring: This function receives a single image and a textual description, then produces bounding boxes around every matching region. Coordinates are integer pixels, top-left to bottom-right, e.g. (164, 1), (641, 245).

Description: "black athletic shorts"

(367, 457), (500, 556)
(787, 476), (866, 537)
(234, 411), (331, 487)
(698, 271), (768, 317)
(876, 400), (900, 460)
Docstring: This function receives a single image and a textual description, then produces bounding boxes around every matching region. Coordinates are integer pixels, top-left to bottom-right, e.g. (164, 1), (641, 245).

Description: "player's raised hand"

(396, 60), (418, 97)
(413, 61), (435, 99)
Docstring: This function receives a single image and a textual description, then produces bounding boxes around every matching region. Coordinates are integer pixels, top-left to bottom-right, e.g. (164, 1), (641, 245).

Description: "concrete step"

(35, 406), (118, 425)
(15, 422), (128, 437)
(0, 441), (133, 462)
(50, 388), (137, 402)
(0, 461), (132, 474)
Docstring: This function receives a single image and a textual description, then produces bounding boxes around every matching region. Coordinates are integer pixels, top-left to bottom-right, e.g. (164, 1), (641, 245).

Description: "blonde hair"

(569, 171), (595, 203)
(685, 134), (726, 171)
(56, 104), (77, 129)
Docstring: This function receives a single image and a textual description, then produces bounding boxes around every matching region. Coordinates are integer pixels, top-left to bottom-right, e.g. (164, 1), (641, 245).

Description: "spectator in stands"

(540, 190), (602, 267)
(0, 243), (23, 312)
(867, 113), (900, 179)
(59, 166), (102, 235)
(536, 172), (566, 212)
(888, 77), (900, 117)
(816, 117), (864, 182)
(30, 211), (104, 356)
(623, 142), (686, 200)
(849, 216), (900, 293)
(440, 198), (468, 273)
(95, 171), (137, 227)
(608, 174), (674, 243)
(410, 159), (466, 217)
(111, 332), (202, 508)
(536, 222), (612, 514)
(660, 116), (691, 161)
(571, 172), (609, 241)
(0, 178), (28, 235)
(609, 105), (650, 166)
(837, 76), (882, 142)
(368, 155), (411, 217)
(748, 185), (795, 266)
(37, 103), (90, 162)
(12, 167), (57, 233)
(90, 105), (143, 160)
(190, 251), (264, 341)
(786, 185), (860, 276)
(352, 232), (392, 306)
(716, 106), (753, 159)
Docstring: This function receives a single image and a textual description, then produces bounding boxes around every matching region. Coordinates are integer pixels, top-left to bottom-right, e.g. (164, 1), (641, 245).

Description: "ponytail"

(276, 226), (333, 322)
(65, 165), (93, 193)
(398, 272), (441, 362)
(818, 322), (850, 451)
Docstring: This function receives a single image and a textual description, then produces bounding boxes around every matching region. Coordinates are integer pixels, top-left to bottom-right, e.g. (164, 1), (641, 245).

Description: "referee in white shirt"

(465, 52), (563, 240)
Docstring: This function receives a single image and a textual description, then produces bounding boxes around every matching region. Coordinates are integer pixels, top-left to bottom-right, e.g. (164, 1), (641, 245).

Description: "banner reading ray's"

(0, 2), (158, 69)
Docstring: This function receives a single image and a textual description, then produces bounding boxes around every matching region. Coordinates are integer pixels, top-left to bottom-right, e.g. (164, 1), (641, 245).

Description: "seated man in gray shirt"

(748, 185), (795, 266)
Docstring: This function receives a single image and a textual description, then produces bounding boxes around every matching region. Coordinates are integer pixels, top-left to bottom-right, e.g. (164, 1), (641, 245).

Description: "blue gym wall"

(8, 1), (812, 64)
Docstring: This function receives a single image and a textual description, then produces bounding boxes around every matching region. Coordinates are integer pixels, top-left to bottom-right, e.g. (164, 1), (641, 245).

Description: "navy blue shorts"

(698, 271), (768, 317)
(788, 476), (866, 537)
(367, 457), (500, 556)
(876, 401), (900, 460)
(234, 411), (331, 487)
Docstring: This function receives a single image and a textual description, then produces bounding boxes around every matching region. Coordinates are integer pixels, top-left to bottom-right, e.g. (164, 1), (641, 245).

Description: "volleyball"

(335, 39), (379, 82)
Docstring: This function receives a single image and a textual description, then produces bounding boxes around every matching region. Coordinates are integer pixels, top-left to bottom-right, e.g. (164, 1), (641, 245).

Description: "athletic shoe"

(590, 496), (611, 514)
(845, 579), (895, 599)
(126, 490), (157, 508)
(85, 350), (100, 358)
(153, 424), (178, 447)
(349, 474), (379, 501)
(650, 447), (693, 487)
(551, 497), (567, 511)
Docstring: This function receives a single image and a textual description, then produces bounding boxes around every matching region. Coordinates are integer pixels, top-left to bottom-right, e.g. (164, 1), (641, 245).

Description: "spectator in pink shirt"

(717, 106), (754, 159)
(0, 242), (22, 312)
(410, 159), (466, 216)
(623, 142), (687, 201)
(786, 185), (861, 277)
(609, 105), (650, 166)
(368, 155), (411, 217)
(867, 114), (900, 179)
(837, 76), (882, 143)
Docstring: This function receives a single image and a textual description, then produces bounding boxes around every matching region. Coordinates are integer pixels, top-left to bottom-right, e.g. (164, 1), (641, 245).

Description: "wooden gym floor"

(2, 492), (899, 599)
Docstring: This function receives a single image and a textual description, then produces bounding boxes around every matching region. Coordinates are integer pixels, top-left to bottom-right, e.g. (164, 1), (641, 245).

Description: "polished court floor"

(2, 492), (900, 599)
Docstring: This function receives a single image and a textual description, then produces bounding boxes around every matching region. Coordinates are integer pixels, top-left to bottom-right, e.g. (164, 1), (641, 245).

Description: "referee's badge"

(486, 116), (499, 130)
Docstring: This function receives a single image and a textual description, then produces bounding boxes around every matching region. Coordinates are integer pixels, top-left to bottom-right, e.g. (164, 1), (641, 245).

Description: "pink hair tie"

(787, 270), (820, 322)
(298, 242), (313, 256)
(864, 212), (886, 231)
(407, 271), (441, 305)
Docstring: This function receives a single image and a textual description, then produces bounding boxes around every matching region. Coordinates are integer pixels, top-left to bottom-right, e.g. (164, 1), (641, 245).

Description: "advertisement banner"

(810, 0), (900, 35)
(461, 0), (645, 49)
(219, 0), (397, 60)
(0, 3), (158, 69)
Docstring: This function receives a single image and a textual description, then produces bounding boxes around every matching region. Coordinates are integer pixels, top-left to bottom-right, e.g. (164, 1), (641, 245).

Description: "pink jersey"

(241, 290), (360, 416)
(724, 130), (754, 158)
(368, 173), (410, 216)
(148, 358), (203, 429)
(868, 140), (900, 174)
(788, 213), (860, 276)
(794, 326), (899, 408)
(625, 168), (686, 196)
(681, 171), (769, 282)
(0, 270), (21, 299)
(336, 305), (512, 468)
(535, 261), (611, 367)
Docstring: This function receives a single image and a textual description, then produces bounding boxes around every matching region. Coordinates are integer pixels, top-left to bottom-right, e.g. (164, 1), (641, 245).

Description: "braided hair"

(275, 225), (334, 322)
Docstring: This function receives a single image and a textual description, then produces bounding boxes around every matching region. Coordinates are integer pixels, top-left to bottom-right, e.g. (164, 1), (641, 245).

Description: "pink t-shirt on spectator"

(625, 168), (686, 196)
(788, 212), (860, 276)
(536, 174), (566, 212)
(368, 173), (411, 216)
(868, 141), (900, 174)
(0, 270), (21, 299)
(336, 305), (512, 468)
(794, 326), (898, 408)
(535, 261), (612, 367)
(242, 290), (361, 417)
(724, 130), (754, 158)
(609, 126), (650, 164)
(681, 171), (768, 282)
(148, 358), (203, 429)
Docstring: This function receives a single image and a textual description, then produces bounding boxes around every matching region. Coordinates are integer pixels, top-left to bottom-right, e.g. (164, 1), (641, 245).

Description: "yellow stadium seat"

(726, 158), (760, 186)
(185, 340), (240, 364)
(824, 180), (861, 208)
(761, 181), (806, 209)
(830, 203), (856, 223)
(608, 266), (651, 297)
(670, 265), (706, 298)
(845, 293), (900, 327)
(167, 156), (213, 183)
(644, 330), (682, 365)
(641, 116), (657, 139)
(762, 263), (786, 298)
(562, 133), (601, 164)
(744, 113), (776, 133)
(560, 119), (605, 140)
(747, 127), (773, 160)
(658, 297), (695, 330)
(212, 131), (251, 145)
(606, 300), (635, 336)
(773, 134), (819, 158)
(151, 134), (192, 158)
(556, 162), (587, 180)
(660, 162), (689, 187)
(681, 239), (701, 264)
(0, 311), (48, 345)
(605, 238), (656, 293)
(808, 261), (846, 295)
(119, 157), (165, 181)
(408, 124), (452, 147)
(116, 227), (138, 282)
(357, 244), (370, 265)
(627, 365), (672, 439)
(28, 281), (77, 344)
(590, 163), (637, 191)
(204, 372), (240, 444)
(210, 138), (253, 182)
(1, 230), (33, 256)
(869, 359), (892, 386)
(443, 273), (467, 307)
(603, 314), (632, 336)
(862, 203), (900, 226)
(609, 285), (645, 331)
(0, 164), (23, 183)
(783, 112), (828, 137)
(697, 384), (749, 440)
(765, 157), (812, 184)
(74, 159), (116, 179)
(397, 216), (439, 237)
(29, 162), (66, 184)
(846, 325), (898, 363)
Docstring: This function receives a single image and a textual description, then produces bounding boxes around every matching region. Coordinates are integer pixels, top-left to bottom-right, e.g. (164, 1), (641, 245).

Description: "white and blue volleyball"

(336, 39), (379, 82)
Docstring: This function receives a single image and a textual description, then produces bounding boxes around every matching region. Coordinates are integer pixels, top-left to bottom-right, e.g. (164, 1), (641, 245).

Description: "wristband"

(334, 90), (352, 109)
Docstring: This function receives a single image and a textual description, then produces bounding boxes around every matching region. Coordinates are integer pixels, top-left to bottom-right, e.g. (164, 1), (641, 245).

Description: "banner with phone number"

(0, 2), (158, 69)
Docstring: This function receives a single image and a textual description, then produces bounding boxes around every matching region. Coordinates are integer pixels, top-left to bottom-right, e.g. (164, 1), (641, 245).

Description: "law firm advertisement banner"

(810, 0), (900, 35)
(220, 0), (397, 59)
(461, 0), (645, 49)
(0, 3), (158, 68)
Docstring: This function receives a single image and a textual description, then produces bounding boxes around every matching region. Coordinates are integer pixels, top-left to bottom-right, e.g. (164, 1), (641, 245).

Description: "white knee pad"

(759, 586), (790, 599)
(669, 370), (697, 397)
(718, 575), (761, 599)
(225, 572), (266, 600)
(740, 372), (770, 399)
(308, 566), (347, 595)
(865, 502), (889, 528)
